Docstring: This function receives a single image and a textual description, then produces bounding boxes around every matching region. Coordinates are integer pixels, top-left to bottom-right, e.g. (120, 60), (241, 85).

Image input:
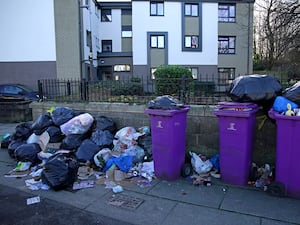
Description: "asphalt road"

(0, 184), (133, 225)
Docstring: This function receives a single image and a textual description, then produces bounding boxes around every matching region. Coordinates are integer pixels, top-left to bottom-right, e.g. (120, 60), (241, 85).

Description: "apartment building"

(97, 0), (254, 88)
(0, 0), (99, 89)
(0, 0), (254, 90)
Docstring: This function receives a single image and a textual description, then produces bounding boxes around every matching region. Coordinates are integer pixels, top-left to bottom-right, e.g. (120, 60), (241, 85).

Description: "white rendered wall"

(99, 9), (122, 52)
(132, 2), (218, 65)
(82, 1), (101, 66)
(0, 0), (56, 62)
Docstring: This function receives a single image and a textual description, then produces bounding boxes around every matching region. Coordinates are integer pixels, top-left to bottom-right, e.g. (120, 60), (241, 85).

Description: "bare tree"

(254, 0), (300, 72)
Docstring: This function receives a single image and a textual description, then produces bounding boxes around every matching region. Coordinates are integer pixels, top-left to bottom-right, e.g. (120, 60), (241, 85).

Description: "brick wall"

(30, 102), (277, 165)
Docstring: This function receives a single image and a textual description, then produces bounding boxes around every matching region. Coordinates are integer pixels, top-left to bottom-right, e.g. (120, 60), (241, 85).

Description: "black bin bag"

(228, 74), (282, 112)
(14, 143), (41, 165)
(76, 139), (100, 162)
(41, 152), (79, 191)
(283, 81), (300, 106)
(148, 95), (184, 110)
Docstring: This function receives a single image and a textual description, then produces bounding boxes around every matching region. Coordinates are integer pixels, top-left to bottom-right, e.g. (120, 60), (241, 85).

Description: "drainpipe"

(247, 2), (251, 74)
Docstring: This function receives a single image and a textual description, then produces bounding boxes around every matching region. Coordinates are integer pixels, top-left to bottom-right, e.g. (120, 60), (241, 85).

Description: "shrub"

(154, 65), (193, 95)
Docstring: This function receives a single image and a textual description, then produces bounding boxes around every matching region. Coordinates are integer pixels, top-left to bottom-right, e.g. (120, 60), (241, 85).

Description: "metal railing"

(37, 74), (290, 105)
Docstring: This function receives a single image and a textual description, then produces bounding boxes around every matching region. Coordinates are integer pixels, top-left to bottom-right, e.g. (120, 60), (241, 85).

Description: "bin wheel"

(267, 181), (286, 197)
(181, 163), (193, 177)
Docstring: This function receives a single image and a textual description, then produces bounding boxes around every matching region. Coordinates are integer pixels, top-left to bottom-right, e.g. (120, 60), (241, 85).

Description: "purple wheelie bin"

(268, 109), (300, 198)
(145, 106), (190, 181)
(214, 102), (258, 186)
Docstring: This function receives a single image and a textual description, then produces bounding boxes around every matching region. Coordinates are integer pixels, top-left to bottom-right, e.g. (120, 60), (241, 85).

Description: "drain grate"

(107, 194), (144, 210)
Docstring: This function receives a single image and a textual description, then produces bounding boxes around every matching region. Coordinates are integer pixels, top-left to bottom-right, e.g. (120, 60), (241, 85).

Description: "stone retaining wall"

(30, 101), (277, 165)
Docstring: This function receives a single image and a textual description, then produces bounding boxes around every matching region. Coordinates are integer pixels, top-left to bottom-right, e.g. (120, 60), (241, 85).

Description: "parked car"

(0, 84), (40, 101)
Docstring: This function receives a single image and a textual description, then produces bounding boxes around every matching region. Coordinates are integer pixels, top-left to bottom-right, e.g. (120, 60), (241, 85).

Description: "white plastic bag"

(190, 151), (213, 174)
(60, 113), (94, 135)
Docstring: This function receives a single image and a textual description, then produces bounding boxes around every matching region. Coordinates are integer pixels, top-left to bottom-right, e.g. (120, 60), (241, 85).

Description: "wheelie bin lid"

(213, 102), (259, 117)
(145, 106), (190, 117)
(269, 108), (300, 121)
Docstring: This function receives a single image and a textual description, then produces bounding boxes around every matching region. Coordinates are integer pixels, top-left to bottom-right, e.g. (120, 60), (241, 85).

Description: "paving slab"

(147, 179), (226, 208)
(221, 187), (300, 224)
(261, 218), (298, 225)
(85, 190), (176, 225)
(161, 202), (260, 225)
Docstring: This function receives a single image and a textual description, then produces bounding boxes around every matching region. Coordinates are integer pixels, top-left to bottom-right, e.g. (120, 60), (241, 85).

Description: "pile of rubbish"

(1, 106), (155, 192)
(0, 104), (221, 193)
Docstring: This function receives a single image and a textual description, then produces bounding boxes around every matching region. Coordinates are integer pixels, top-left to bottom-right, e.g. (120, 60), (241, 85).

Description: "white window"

(150, 1), (164, 16)
(151, 35), (165, 48)
(185, 4), (198, 17)
(185, 36), (199, 48)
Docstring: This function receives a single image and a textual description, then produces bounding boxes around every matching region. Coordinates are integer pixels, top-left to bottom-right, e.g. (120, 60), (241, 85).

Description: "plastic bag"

(190, 152), (213, 174)
(76, 139), (100, 162)
(122, 145), (145, 163)
(283, 81), (300, 106)
(272, 96), (298, 113)
(90, 129), (114, 149)
(114, 127), (143, 147)
(148, 95), (184, 110)
(228, 75), (282, 104)
(26, 131), (50, 151)
(1, 133), (11, 149)
(138, 134), (152, 161)
(51, 106), (75, 126)
(31, 113), (54, 135)
(60, 133), (87, 150)
(103, 155), (133, 172)
(41, 152), (79, 191)
(60, 113), (94, 135)
(93, 148), (112, 169)
(94, 116), (117, 133)
(46, 126), (64, 143)
(12, 122), (33, 141)
(15, 143), (42, 165)
(7, 140), (26, 158)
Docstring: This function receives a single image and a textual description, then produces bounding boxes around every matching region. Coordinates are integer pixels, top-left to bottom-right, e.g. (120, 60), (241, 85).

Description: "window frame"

(113, 65), (131, 72)
(184, 3), (198, 17)
(185, 35), (199, 49)
(150, 35), (165, 49)
(150, 1), (164, 16)
(218, 36), (236, 54)
(86, 30), (92, 48)
(218, 3), (236, 23)
(218, 67), (236, 85)
(102, 40), (112, 52)
(150, 67), (157, 80)
(101, 9), (112, 22)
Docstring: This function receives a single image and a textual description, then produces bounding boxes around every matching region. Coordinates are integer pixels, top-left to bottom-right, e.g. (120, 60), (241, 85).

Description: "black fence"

(38, 74), (290, 105)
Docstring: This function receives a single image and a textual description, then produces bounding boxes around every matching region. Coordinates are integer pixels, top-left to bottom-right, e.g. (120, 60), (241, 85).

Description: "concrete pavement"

(0, 123), (300, 225)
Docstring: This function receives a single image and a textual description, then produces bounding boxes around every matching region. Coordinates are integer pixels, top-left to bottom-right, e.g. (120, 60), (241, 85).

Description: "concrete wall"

(54, 0), (81, 80)
(30, 101), (277, 166)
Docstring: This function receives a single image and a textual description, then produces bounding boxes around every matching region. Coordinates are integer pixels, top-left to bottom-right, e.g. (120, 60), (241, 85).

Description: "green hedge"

(154, 65), (193, 95)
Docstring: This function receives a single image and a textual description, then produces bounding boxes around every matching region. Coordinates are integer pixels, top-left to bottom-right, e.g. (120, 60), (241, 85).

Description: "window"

(150, 1), (164, 16)
(102, 40), (112, 52)
(151, 68), (157, 79)
(218, 68), (235, 84)
(185, 3), (198, 17)
(86, 30), (92, 47)
(185, 36), (198, 48)
(101, 9), (112, 22)
(122, 25), (132, 38)
(95, 36), (100, 49)
(150, 35), (165, 48)
(218, 36), (236, 54)
(187, 67), (198, 79)
(114, 65), (131, 72)
(218, 4), (236, 22)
